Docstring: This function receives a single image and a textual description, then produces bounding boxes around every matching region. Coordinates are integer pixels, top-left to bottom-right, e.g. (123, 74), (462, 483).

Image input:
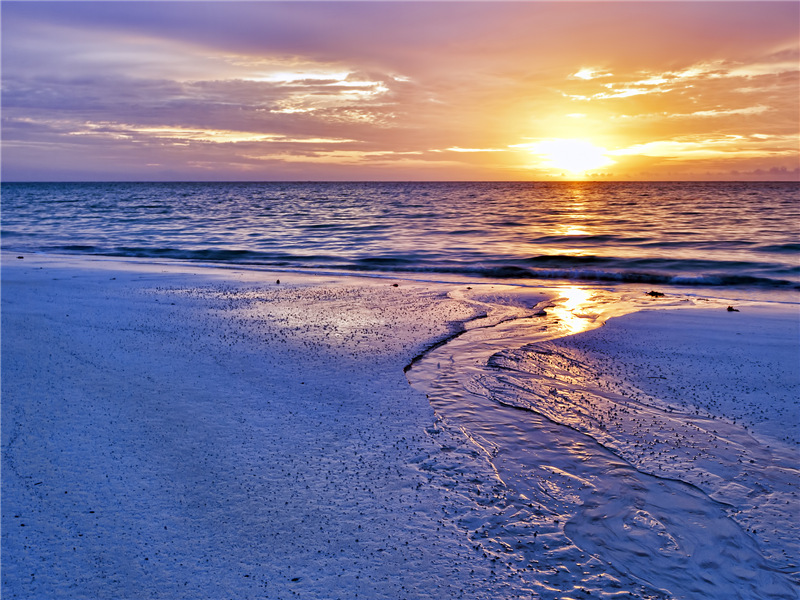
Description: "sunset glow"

(1, 1), (797, 181)
(527, 139), (616, 177)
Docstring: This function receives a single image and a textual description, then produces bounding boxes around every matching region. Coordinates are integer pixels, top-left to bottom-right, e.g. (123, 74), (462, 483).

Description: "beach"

(2, 252), (798, 599)
(3, 0), (800, 596)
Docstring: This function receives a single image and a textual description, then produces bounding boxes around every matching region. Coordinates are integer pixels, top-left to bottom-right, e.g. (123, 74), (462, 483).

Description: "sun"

(530, 138), (615, 177)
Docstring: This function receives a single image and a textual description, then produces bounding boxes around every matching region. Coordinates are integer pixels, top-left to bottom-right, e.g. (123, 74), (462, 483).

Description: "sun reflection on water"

(560, 286), (593, 310)
(553, 184), (592, 237)
(560, 225), (590, 236)
(550, 286), (596, 336)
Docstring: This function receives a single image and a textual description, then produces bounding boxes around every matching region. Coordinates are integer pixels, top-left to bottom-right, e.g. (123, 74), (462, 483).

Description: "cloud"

(445, 147), (506, 153)
(677, 105), (771, 119)
(610, 133), (799, 161)
(66, 122), (357, 146)
(612, 105), (771, 121)
(569, 68), (613, 81)
(564, 55), (798, 103)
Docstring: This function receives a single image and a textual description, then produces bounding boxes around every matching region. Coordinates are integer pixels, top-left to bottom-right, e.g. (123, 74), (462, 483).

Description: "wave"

(759, 242), (800, 253)
(433, 265), (797, 289)
(527, 237), (772, 251)
(528, 234), (651, 245)
(33, 244), (800, 290)
(4, 181), (798, 299)
(49, 245), (337, 265)
(523, 254), (780, 272)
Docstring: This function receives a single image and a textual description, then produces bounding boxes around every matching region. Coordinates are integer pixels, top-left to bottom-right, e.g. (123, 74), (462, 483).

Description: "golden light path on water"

(552, 184), (591, 237)
(549, 286), (597, 335)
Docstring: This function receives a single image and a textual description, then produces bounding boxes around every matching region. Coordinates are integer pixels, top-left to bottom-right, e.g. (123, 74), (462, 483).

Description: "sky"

(1, 1), (798, 181)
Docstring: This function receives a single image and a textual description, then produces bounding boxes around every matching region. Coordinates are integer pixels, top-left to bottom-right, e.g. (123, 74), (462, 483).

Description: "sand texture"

(3, 254), (798, 599)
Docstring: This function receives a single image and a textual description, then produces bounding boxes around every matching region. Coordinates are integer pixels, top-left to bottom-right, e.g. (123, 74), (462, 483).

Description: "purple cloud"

(2, 1), (797, 180)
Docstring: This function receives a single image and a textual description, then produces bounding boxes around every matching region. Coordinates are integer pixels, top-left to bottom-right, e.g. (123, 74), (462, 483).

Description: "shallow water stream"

(406, 287), (797, 599)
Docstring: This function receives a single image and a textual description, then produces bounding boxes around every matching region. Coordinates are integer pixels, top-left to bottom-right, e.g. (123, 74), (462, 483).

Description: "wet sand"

(406, 286), (799, 598)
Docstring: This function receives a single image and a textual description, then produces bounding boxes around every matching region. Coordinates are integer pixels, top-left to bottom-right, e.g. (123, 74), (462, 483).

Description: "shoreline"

(3, 252), (798, 599)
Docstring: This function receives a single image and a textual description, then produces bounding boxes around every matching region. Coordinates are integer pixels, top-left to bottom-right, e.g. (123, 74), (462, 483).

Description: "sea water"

(2, 181), (798, 300)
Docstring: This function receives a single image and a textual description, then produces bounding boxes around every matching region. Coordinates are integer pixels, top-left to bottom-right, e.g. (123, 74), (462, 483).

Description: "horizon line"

(3, 179), (799, 184)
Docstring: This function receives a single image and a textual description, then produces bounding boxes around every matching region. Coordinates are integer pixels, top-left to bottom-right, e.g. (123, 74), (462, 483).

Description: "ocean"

(2, 181), (798, 300)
